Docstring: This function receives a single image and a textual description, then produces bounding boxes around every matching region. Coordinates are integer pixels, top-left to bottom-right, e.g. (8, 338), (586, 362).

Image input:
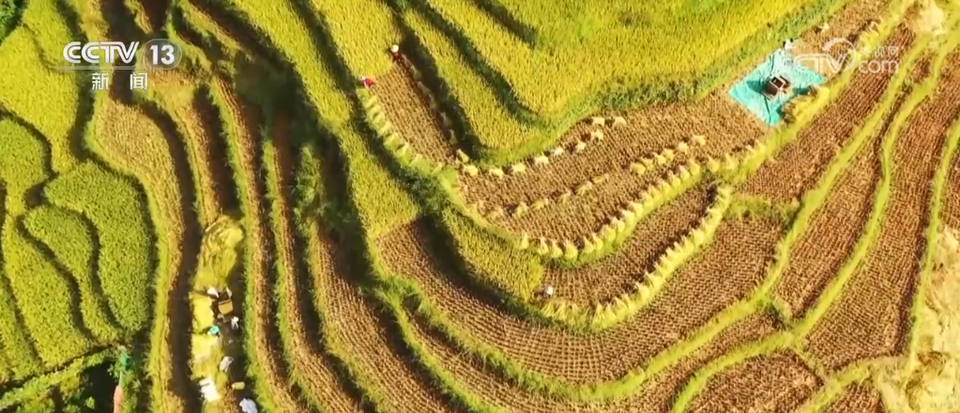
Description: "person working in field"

(536, 284), (555, 300)
(390, 44), (402, 62)
(359, 75), (375, 88)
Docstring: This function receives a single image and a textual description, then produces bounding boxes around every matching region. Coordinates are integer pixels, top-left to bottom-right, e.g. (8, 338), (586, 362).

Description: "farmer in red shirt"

(359, 75), (375, 88)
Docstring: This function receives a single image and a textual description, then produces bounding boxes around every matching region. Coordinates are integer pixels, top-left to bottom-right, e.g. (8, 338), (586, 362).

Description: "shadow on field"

(98, 0), (205, 406)
(0, 186), (44, 372)
(193, 86), (241, 213)
(465, 0), (537, 46)
(54, 0), (96, 167)
(129, 97), (204, 411)
(68, 210), (126, 333)
(187, 0), (285, 68)
(136, 0), (170, 35)
(15, 218), (98, 344)
(387, 0), (538, 125)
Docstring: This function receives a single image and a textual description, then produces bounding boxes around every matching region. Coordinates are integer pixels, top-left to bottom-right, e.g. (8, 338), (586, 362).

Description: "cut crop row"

(686, 351), (820, 412)
(145, 71), (239, 225)
(389, 292), (784, 412)
(773, 55), (920, 318)
(824, 385), (883, 413)
(768, 9), (933, 320)
(740, 23), (916, 202)
(539, 184), (712, 305)
(212, 77), (311, 413)
(374, 66), (458, 163)
(807, 46), (960, 372)
(263, 110), (366, 413)
(377, 216), (784, 384)
(460, 96), (759, 206)
(310, 229), (459, 412)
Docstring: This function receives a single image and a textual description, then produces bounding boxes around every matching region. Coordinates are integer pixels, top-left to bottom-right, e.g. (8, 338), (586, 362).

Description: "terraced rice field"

(2, 0), (960, 412)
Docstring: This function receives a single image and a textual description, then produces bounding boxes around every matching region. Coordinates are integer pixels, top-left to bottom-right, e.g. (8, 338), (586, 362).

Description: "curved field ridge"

(3, 1), (959, 413)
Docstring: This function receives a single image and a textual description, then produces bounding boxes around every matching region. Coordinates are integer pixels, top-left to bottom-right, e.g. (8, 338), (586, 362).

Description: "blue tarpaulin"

(729, 49), (825, 126)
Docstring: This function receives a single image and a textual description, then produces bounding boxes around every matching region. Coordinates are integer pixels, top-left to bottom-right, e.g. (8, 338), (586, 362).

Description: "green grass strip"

(793, 360), (879, 413)
(726, 194), (801, 223)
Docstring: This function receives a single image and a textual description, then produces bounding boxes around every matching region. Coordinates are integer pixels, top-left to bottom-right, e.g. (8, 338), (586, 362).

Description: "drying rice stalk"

(512, 202), (529, 217)
(531, 198), (551, 210)
(456, 149), (471, 163)
(575, 181), (595, 196)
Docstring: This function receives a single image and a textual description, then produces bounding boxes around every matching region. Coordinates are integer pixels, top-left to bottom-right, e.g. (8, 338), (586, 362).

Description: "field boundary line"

(793, 26), (956, 337)
(381, 272), (758, 403)
(773, 27), (936, 326)
(793, 358), (891, 413)
(0, 348), (115, 409)
(363, 89), (765, 332)
(539, 185), (734, 330)
(380, 289), (509, 413)
(903, 25), (960, 373)
(669, 28), (949, 412)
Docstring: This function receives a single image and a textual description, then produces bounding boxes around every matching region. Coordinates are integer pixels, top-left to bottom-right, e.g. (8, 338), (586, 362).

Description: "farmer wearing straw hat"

(390, 44), (402, 62)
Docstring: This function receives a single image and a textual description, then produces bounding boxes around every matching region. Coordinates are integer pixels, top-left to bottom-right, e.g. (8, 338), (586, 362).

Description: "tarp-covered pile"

(729, 48), (825, 126)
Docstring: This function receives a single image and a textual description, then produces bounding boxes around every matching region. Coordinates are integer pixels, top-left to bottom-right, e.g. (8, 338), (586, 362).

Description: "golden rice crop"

(0, 29), (79, 173)
(308, 0), (397, 77)
(22, 206), (124, 343)
(44, 163), (154, 331)
(0, 120), (92, 368)
(401, 0), (847, 163)
(19, 0), (72, 67)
